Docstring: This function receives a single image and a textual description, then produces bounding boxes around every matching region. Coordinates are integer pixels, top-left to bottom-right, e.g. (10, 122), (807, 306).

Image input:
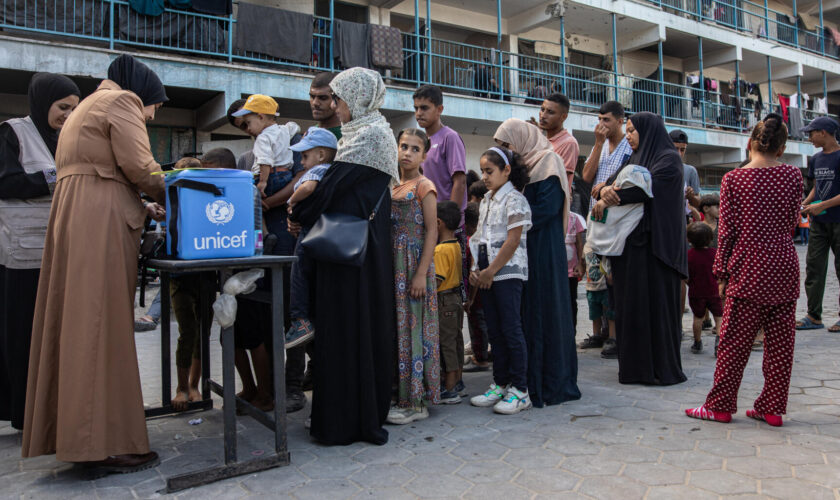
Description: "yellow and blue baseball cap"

(232, 94), (279, 117)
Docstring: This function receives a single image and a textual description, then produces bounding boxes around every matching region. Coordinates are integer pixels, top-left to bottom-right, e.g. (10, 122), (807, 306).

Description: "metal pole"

(793, 0), (799, 49)
(767, 56), (773, 114)
(108, 0), (114, 50)
(699, 37), (705, 126)
(497, 0), (503, 99)
(612, 13), (618, 101)
(426, 0), (432, 85)
(797, 75), (802, 109)
(560, 15), (566, 95)
(824, 70), (828, 113)
(414, 0), (420, 85)
(658, 40), (665, 117)
(227, 13), (234, 62)
(764, 0), (769, 40)
(735, 59), (741, 130)
(329, 0), (334, 70)
(820, 0), (825, 55)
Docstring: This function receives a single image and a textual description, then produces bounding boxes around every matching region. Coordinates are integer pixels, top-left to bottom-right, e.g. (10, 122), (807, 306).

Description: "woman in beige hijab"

(493, 118), (581, 407)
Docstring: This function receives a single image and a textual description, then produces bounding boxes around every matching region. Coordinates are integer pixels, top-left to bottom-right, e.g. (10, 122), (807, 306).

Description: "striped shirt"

(590, 137), (632, 209)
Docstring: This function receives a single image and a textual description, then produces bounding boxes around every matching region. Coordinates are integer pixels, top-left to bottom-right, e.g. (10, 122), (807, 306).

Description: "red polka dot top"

(713, 163), (803, 305)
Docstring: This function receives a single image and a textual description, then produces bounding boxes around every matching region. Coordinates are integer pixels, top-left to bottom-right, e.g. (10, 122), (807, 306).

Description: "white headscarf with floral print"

(330, 67), (399, 182)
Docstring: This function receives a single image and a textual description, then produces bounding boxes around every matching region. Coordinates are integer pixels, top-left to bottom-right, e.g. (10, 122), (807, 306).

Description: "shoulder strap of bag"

(368, 187), (389, 222)
(168, 179), (222, 257)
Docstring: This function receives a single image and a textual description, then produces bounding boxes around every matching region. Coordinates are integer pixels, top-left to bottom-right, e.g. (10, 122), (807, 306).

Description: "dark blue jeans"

(290, 226), (312, 320)
(480, 278), (527, 392)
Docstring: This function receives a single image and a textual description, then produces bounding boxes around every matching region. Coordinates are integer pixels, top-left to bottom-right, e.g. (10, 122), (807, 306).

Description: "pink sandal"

(685, 406), (732, 423)
(746, 409), (783, 427)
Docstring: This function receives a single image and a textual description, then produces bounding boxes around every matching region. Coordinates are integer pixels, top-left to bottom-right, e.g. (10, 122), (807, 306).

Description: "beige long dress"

(22, 80), (165, 462)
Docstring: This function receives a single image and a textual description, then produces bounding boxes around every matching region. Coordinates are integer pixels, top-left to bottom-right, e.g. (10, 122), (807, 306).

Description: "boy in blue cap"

(284, 127), (338, 347)
(799, 116), (840, 331)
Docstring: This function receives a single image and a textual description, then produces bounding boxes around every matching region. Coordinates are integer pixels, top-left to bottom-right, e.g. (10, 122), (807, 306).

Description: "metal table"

(144, 255), (296, 493)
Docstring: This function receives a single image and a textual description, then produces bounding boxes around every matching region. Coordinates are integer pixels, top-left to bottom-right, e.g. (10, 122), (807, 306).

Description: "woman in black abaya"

(291, 67), (398, 445)
(593, 112), (687, 385)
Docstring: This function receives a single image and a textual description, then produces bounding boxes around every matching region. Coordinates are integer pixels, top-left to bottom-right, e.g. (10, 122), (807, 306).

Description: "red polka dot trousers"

(704, 298), (796, 415)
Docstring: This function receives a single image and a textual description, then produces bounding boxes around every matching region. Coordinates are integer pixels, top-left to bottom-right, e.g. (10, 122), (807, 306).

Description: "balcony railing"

(1, 0), (833, 138)
(645, 0), (840, 59)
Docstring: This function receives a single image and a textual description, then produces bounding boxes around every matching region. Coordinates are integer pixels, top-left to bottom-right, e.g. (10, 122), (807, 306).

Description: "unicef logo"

(205, 200), (235, 225)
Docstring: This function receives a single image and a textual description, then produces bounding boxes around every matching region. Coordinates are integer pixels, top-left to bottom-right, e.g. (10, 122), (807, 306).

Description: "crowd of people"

(0, 55), (832, 476)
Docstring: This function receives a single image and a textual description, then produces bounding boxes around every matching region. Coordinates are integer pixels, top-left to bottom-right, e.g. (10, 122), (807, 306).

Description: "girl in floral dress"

(387, 128), (441, 425)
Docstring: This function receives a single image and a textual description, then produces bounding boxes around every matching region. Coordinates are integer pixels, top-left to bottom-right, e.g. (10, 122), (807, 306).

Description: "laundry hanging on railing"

(369, 24), (403, 71)
(815, 96), (829, 114)
(789, 107), (805, 139)
(334, 20), (371, 69)
(3, 0), (107, 37)
(778, 95), (790, 124)
(234, 4), (312, 64)
(129, 0), (164, 17)
(117, 4), (226, 53)
(192, 0), (231, 16)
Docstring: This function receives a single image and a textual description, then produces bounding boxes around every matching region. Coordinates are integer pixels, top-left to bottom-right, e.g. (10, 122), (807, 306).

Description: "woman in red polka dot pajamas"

(686, 114), (802, 427)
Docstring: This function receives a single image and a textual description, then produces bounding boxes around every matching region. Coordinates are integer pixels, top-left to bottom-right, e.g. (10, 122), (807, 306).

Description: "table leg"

(199, 271), (212, 401)
(220, 270), (237, 465)
(160, 272), (172, 407)
(270, 266), (287, 454)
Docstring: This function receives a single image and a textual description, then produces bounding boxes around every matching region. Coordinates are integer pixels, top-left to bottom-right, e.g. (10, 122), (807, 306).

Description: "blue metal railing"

(1, 0), (834, 137)
(644, 0), (840, 60)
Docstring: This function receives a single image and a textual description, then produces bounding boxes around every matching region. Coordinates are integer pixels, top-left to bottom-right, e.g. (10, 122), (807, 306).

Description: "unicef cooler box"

(165, 169), (256, 260)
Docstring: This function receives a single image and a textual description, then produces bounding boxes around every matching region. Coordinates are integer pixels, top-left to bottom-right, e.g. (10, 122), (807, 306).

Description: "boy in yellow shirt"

(435, 201), (464, 403)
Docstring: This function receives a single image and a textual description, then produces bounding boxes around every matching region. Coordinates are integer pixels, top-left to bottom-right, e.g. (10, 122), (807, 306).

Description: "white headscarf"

(330, 67), (399, 182)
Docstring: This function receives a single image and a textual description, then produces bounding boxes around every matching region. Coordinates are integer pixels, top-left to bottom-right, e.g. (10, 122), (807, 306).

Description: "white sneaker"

(470, 383), (507, 407)
(493, 387), (532, 415)
(386, 406), (429, 425)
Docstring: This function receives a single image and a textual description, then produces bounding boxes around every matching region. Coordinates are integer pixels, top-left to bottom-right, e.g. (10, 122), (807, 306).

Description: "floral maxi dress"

(392, 177), (441, 408)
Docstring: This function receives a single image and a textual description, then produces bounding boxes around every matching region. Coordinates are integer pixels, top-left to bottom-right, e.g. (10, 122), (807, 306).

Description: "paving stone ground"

(2, 245), (839, 499)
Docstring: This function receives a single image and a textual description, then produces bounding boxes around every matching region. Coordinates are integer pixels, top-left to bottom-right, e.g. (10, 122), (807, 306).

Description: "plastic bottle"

(253, 185), (263, 256)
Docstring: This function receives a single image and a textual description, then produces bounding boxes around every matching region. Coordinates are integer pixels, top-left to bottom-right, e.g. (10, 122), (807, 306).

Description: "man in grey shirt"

(670, 129), (702, 330)
(670, 129), (701, 216)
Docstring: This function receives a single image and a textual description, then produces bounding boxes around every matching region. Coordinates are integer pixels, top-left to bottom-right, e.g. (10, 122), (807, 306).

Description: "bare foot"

(237, 388), (257, 402)
(171, 390), (189, 411)
(188, 387), (202, 403)
(252, 393), (275, 412)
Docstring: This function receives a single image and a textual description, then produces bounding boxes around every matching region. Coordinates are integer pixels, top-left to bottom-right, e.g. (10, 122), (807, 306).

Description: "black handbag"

(300, 188), (388, 267)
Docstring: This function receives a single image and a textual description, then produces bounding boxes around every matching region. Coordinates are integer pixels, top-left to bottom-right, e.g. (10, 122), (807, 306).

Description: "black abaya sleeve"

(0, 123), (50, 200)
(615, 186), (649, 205)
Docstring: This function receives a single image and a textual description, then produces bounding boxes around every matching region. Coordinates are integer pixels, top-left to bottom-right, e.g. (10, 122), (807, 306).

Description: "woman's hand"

(145, 202), (166, 222)
(475, 269), (494, 290)
(591, 199), (607, 221)
(600, 185), (621, 206)
(591, 182), (606, 199)
(409, 273), (426, 299)
(287, 220), (301, 238)
(718, 279), (727, 301)
(573, 262), (585, 279)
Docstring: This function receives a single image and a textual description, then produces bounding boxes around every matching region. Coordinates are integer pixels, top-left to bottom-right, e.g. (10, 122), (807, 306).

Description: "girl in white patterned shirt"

(468, 146), (533, 415)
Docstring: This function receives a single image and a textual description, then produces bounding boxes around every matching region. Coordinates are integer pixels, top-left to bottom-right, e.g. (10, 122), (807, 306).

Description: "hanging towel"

(789, 107), (805, 140)
(335, 20), (370, 69)
(192, 0), (230, 15)
(369, 24), (403, 70)
(234, 4), (313, 64)
(816, 97), (828, 114)
(830, 27), (840, 46)
(778, 95), (790, 124)
(129, 0), (164, 16)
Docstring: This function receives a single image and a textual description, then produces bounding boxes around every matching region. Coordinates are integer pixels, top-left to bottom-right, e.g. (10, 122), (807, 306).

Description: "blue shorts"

(263, 169), (293, 198)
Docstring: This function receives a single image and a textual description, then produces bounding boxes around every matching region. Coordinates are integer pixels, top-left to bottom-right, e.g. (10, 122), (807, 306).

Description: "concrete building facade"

(2, 0), (839, 189)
